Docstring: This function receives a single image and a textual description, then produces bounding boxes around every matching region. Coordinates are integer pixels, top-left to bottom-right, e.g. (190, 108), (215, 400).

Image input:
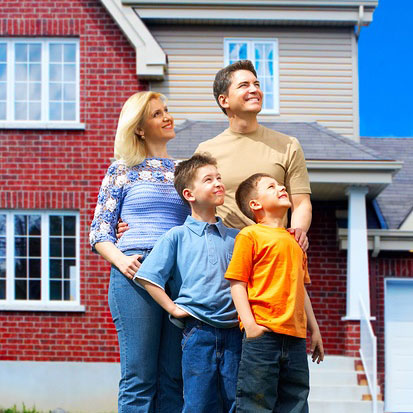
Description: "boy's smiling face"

(186, 164), (226, 207)
(252, 176), (291, 213)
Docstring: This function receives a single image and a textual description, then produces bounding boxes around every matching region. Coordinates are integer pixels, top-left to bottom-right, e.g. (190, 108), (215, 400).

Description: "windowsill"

(0, 302), (86, 312)
(0, 121), (86, 130)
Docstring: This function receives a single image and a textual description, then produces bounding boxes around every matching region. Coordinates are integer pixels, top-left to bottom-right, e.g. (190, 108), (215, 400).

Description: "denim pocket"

(181, 326), (197, 350)
(244, 331), (268, 342)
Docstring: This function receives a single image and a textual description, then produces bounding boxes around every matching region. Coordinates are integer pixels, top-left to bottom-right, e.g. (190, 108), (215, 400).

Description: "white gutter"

(356, 5), (364, 39)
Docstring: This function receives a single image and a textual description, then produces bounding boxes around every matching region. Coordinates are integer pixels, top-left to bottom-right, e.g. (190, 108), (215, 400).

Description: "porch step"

(308, 355), (383, 413)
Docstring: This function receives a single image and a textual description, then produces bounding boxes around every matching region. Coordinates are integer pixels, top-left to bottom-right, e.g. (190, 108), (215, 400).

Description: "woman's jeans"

(236, 331), (309, 413)
(108, 249), (183, 413)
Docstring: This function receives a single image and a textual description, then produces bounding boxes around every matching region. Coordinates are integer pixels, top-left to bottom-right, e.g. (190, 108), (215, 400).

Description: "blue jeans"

(108, 249), (183, 413)
(236, 332), (309, 413)
(181, 318), (242, 413)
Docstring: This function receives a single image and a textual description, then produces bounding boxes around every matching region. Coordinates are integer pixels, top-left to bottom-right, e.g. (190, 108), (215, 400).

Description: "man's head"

(236, 173), (291, 223)
(174, 153), (225, 209)
(213, 60), (262, 116)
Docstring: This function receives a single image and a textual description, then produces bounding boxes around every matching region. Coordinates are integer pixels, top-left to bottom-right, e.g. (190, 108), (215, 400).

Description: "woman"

(89, 91), (190, 413)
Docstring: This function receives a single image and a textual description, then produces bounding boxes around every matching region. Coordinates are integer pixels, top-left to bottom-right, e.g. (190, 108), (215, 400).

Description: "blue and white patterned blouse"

(89, 158), (190, 252)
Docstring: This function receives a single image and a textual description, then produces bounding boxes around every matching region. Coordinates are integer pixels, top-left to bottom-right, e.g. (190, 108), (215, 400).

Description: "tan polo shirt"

(195, 125), (311, 229)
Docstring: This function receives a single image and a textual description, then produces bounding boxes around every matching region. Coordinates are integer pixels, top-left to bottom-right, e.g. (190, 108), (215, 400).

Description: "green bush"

(0, 404), (44, 413)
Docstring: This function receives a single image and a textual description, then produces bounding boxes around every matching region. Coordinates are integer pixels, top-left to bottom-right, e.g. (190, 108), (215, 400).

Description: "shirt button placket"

(206, 225), (217, 265)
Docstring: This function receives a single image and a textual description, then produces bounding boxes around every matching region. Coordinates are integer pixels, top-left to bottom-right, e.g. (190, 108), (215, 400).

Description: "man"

(196, 60), (312, 249)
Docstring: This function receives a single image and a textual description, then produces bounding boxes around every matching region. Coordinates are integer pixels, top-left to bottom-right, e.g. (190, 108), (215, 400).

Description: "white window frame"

(0, 210), (84, 312)
(0, 38), (85, 130)
(224, 38), (279, 115)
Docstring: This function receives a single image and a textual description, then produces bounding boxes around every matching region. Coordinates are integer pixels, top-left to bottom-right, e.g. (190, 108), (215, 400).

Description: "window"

(0, 211), (83, 311)
(224, 38), (279, 114)
(0, 38), (82, 129)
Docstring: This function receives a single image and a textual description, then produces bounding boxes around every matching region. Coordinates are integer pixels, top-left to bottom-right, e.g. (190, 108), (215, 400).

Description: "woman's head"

(114, 91), (174, 167)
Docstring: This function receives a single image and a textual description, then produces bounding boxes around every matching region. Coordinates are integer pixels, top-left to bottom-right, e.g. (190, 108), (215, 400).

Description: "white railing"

(359, 294), (377, 413)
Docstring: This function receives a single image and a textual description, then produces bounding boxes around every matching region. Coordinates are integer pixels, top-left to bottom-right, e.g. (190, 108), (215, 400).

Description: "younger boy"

(135, 153), (242, 413)
(225, 173), (324, 413)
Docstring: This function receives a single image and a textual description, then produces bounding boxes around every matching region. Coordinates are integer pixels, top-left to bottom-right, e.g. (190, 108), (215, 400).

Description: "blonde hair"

(114, 91), (165, 167)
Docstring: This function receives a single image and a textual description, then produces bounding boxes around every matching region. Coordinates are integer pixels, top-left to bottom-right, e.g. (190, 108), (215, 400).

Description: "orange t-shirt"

(225, 224), (310, 338)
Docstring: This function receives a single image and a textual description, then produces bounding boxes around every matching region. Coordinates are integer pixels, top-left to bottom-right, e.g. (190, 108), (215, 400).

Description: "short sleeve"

(225, 233), (254, 283)
(285, 137), (311, 195)
(136, 232), (177, 289)
(89, 162), (127, 247)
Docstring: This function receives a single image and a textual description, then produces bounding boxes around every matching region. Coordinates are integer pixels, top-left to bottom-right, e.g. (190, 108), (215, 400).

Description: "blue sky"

(358, 0), (413, 137)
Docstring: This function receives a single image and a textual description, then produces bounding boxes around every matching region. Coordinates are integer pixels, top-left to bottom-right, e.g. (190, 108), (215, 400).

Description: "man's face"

(220, 70), (263, 115)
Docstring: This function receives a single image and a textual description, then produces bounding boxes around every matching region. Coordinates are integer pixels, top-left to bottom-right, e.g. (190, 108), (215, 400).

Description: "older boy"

(225, 173), (324, 413)
(135, 153), (242, 413)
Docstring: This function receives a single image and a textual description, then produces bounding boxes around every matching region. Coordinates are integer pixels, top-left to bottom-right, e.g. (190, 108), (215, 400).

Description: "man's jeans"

(108, 249), (183, 413)
(181, 318), (242, 413)
(236, 331), (309, 413)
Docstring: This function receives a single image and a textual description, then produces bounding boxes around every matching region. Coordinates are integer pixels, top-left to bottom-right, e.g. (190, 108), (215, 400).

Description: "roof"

(169, 120), (411, 229)
(361, 137), (413, 229)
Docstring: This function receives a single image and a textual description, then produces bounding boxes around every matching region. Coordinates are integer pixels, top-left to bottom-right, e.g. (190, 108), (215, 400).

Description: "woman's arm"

(230, 280), (270, 338)
(95, 241), (142, 280)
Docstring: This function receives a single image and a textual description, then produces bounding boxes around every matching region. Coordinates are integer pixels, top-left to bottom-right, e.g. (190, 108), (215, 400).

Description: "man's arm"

(230, 280), (270, 339)
(304, 288), (324, 363)
(289, 193), (312, 250)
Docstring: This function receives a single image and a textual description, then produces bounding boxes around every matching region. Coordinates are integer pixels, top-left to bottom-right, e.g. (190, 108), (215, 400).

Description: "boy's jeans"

(108, 249), (183, 413)
(236, 331), (309, 413)
(181, 318), (242, 413)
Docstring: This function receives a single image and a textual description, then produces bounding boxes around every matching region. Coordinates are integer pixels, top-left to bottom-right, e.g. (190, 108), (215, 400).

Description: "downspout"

(356, 5), (364, 39)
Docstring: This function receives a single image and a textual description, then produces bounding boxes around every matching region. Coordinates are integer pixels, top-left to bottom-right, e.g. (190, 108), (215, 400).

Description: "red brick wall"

(0, 0), (146, 361)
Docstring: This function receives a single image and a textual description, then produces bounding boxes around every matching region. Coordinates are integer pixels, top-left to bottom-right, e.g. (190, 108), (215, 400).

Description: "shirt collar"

(184, 215), (227, 237)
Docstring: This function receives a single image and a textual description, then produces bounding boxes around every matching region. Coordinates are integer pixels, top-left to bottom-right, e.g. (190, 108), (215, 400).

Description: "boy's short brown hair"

(174, 153), (217, 204)
(235, 173), (273, 222)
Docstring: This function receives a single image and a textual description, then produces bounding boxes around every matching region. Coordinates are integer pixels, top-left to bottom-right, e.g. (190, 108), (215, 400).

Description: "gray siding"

(149, 24), (357, 138)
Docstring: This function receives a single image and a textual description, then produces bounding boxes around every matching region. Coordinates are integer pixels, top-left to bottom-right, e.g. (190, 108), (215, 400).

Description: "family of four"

(89, 60), (324, 413)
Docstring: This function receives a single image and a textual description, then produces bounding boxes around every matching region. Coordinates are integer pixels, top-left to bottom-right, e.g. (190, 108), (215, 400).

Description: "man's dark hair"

(213, 60), (257, 115)
(174, 153), (218, 205)
(235, 173), (273, 222)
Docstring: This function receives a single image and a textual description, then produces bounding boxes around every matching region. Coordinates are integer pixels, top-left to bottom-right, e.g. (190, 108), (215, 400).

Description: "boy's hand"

(310, 329), (325, 364)
(287, 227), (309, 252)
(245, 323), (271, 339)
(116, 219), (129, 239)
(171, 305), (190, 319)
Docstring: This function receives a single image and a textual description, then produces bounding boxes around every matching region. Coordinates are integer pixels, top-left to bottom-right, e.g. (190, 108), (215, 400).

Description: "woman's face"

(139, 97), (175, 143)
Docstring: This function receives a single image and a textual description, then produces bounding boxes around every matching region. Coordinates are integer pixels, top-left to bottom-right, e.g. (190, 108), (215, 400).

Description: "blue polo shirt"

(136, 215), (239, 328)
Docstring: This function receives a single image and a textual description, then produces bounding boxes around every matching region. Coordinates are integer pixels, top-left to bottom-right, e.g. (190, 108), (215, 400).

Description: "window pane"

(15, 215), (27, 235)
(63, 102), (76, 121)
(15, 44), (27, 62)
(29, 102), (41, 120)
(0, 238), (5, 256)
(50, 238), (62, 257)
(15, 83), (27, 100)
(50, 280), (62, 300)
(64, 238), (75, 257)
(29, 83), (41, 100)
(0, 83), (7, 100)
(15, 64), (27, 81)
(28, 280), (41, 300)
(29, 64), (41, 81)
(64, 44), (76, 62)
(14, 102), (27, 120)
(0, 44), (6, 61)
(50, 44), (62, 62)
(28, 215), (41, 235)
(49, 102), (62, 120)
(64, 216), (76, 236)
(229, 42), (247, 61)
(49, 83), (62, 100)
(64, 280), (71, 300)
(28, 258), (41, 277)
(63, 83), (76, 101)
(29, 238), (41, 257)
(0, 258), (5, 277)
(50, 216), (62, 235)
(64, 64), (76, 81)
(0, 280), (5, 300)
(15, 279), (27, 299)
(0, 214), (5, 235)
(0, 64), (6, 81)
(50, 258), (62, 278)
(264, 93), (273, 110)
(49, 64), (62, 81)
(15, 237), (27, 257)
(64, 259), (76, 279)
(15, 258), (27, 277)
(29, 44), (41, 62)
(0, 102), (5, 120)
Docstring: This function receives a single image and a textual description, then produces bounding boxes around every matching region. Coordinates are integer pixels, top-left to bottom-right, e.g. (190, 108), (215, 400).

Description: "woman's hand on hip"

(117, 254), (142, 279)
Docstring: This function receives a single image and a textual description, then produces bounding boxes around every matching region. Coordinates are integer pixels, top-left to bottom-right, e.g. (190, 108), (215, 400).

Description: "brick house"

(0, 1), (412, 412)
